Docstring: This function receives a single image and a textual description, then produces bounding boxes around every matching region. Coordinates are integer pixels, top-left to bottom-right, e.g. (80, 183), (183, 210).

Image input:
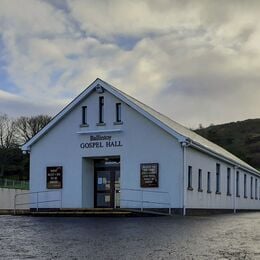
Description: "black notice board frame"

(46, 166), (63, 189)
(140, 163), (159, 188)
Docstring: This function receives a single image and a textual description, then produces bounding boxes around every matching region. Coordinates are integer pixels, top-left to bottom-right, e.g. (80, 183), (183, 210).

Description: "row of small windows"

(81, 96), (122, 126)
(188, 164), (260, 200)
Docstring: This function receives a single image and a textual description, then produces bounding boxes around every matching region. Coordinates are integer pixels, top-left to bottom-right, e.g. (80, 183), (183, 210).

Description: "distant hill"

(195, 119), (260, 171)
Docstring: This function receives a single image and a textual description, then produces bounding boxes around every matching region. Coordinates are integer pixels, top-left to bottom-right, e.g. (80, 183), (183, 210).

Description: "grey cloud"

(0, 89), (67, 118)
(0, 0), (260, 128)
(160, 75), (260, 98)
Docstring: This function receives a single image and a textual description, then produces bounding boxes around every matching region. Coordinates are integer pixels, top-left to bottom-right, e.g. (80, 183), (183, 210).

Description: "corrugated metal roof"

(107, 81), (259, 175)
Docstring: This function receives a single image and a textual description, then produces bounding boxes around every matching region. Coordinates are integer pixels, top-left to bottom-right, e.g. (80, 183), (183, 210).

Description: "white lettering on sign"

(80, 135), (123, 149)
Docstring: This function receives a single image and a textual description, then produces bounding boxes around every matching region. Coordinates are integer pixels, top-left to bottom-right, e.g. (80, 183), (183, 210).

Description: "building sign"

(140, 163), (159, 188)
(46, 166), (63, 189)
(80, 135), (122, 149)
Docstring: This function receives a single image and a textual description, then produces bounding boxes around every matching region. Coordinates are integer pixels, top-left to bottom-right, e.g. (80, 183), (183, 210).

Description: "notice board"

(140, 163), (159, 188)
(46, 166), (63, 189)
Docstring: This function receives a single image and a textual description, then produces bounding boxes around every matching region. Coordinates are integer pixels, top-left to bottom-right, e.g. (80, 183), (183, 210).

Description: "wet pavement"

(0, 213), (259, 260)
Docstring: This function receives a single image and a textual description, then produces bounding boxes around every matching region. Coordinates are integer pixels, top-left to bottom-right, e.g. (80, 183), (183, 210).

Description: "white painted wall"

(0, 188), (29, 210)
(82, 158), (94, 208)
(30, 89), (183, 209)
(29, 87), (260, 211)
(186, 147), (260, 209)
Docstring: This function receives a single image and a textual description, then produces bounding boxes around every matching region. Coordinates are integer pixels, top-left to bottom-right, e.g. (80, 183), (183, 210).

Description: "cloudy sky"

(0, 0), (260, 128)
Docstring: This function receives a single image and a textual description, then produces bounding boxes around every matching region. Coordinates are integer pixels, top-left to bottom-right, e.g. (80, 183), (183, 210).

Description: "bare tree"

(15, 115), (52, 144)
(0, 114), (18, 177)
(0, 114), (51, 178)
(0, 114), (17, 149)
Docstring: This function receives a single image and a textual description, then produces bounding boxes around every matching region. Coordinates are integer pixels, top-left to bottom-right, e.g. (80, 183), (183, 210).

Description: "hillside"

(195, 119), (260, 171)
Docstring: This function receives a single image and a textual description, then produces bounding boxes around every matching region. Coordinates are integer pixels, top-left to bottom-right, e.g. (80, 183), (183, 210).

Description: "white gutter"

(180, 140), (191, 216)
(233, 166), (238, 214)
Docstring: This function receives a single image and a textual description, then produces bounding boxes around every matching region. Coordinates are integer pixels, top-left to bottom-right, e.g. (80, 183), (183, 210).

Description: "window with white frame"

(115, 103), (122, 123)
(255, 179), (258, 199)
(188, 166), (193, 190)
(207, 172), (211, 193)
(227, 168), (231, 195)
(98, 96), (104, 124)
(244, 174), (247, 198)
(216, 163), (221, 194)
(236, 171), (240, 197)
(250, 176), (253, 199)
(81, 106), (88, 125)
(198, 169), (202, 192)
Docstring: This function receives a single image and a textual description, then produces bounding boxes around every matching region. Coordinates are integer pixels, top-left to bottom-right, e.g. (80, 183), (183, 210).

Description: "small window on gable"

(115, 103), (122, 123)
(81, 106), (88, 126)
(99, 96), (104, 124)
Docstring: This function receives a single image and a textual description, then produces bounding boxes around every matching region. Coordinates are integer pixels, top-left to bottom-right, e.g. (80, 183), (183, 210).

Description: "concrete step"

(12, 208), (166, 217)
(0, 209), (30, 215)
(29, 211), (135, 217)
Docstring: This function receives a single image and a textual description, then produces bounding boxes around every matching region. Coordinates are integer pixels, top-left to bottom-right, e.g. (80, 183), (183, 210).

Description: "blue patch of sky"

(80, 33), (142, 51)
(0, 36), (19, 94)
(50, 69), (65, 85)
(39, 1), (171, 52)
(66, 17), (142, 51)
(66, 53), (80, 60)
(112, 35), (141, 50)
(42, 1), (143, 51)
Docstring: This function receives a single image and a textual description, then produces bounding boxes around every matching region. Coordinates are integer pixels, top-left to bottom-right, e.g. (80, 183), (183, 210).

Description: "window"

(115, 103), (122, 123)
(207, 172), (211, 193)
(236, 171), (240, 197)
(216, 163), (221, 194)
(255, 179), (258, 199)
(250, 176), (253, 199)
(244, 174), (247, 198)
(188, 166), (193, 190)
(81, 106), (88, 125)
(198, 169), (202, 192)
(99, 96), (104, 124)
(227, 168), (231, 195)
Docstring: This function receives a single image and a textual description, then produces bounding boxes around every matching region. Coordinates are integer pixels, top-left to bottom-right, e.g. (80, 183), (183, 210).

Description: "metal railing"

(0, 178), (29, 190)
(114, 188), (172, 215)
(14, 190), (62, 215)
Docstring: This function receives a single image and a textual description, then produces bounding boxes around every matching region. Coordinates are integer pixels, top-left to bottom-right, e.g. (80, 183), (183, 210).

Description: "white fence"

(14, 190), (62, 214)
(116, 188), (172, 215)
(0, 188), (29, 210)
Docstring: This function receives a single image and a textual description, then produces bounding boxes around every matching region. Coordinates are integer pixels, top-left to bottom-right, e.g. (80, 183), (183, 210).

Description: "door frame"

(94, 160), (120, 208)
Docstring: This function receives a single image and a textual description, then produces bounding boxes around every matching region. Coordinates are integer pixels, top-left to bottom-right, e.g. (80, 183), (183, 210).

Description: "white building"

(22, 78), (260, 214)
